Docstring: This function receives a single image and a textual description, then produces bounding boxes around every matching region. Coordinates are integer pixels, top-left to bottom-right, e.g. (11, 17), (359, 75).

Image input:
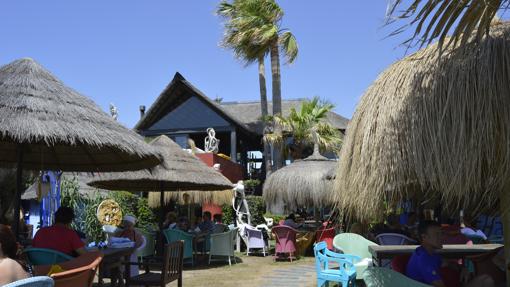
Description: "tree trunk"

(500, 184), (510, 287)
(258, 57), (272, 177)
(270, 40), (284, 170)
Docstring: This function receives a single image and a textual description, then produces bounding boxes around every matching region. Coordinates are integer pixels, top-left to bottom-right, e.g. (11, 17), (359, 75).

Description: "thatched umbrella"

(87, 135), (234, 226)
(0, 58), (161, 235)
(334, 21), (510, 278)
(263, 144), (337, 214)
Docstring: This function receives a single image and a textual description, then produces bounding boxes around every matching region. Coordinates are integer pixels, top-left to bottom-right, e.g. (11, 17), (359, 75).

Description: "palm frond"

(387, 0), (506, 49)
(279, 31), (299, 64)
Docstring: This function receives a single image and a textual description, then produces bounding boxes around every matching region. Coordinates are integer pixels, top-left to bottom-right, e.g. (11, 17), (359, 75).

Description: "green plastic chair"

(333, 233), (378, 279)
(135, 229), (155, 260)
(23, 247), (73, 266)
(208, 228), (238, 266)
(363, 267), (430, 287)
(163, 229), (194, 266)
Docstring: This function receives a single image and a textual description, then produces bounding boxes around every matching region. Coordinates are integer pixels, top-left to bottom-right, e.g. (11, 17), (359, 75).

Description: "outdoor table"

(97, 247), (136, 287)
(368, 244), (503, 267)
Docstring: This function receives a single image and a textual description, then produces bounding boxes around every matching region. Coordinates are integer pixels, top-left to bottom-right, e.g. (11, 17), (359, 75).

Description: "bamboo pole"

(500, 186), (510, 287)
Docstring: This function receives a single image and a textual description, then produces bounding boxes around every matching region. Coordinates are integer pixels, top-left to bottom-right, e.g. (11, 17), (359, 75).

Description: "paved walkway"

(260, 263), (316, 287)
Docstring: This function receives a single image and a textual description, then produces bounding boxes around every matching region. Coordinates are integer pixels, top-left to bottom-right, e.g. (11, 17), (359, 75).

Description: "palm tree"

(217, 0), (272, 175)
(217, 0), (299, 170)
(264, 97), (342, 160)
(387, 0), (505, 49)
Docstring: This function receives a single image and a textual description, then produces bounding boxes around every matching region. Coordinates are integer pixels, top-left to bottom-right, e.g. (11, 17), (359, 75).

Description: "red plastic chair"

(315, 227), (335, 250)
(391, 254), (411, 274)
(272, 225), (298, 262)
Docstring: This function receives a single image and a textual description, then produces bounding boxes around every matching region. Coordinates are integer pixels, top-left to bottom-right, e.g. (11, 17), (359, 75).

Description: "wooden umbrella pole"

(159, 182), (165, 230)
(13, 145), (24, 240)
(500, 185), (510, 287)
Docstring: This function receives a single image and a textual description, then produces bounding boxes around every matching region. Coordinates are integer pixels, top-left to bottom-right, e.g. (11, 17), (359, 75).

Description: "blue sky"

(0, 1), (414, 128)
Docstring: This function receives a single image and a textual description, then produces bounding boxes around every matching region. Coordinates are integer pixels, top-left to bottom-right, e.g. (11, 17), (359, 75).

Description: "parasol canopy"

(333, 21), (510, 220)
(0, 58), (161, 171)
(0, 58), (162, 236)
(263, 150), (337, 213)
(87, 135), (233, 192)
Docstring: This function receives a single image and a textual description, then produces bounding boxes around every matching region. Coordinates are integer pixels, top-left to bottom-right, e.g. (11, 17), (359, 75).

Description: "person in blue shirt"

(406, 220), (494, 287)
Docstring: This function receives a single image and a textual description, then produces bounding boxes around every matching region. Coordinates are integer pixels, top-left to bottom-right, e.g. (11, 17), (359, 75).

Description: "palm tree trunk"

(270, 40), (284, 170)
(258, 56), (272, 176)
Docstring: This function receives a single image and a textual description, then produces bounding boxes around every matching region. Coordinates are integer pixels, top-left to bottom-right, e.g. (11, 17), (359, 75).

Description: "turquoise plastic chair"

(23, 247), (73, 265)
(333, 233), (378, 279)
(163, 229), (194, 266)
(4, 276), (54, 287)
(363, 267), (429, 287)
(314, 241), (358, 287)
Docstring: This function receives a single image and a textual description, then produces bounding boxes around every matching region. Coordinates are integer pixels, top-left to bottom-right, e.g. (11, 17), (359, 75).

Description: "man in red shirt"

(32, 206), (86, 256)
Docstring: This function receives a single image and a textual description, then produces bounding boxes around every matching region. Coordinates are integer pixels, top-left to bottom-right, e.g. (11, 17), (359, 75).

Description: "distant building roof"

(135, 73), (349, 136)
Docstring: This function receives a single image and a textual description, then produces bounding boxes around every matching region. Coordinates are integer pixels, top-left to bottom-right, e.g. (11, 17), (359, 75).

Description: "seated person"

(212, 214), (227, 233)
(461, 215), (487, 240)
(197, 211), (214, 234)
(384, 213), (411, 236)
(404, 212), (419, 239)
(0, 224), (29, 285)
(162, 212), (177, 230)
(115, 215), (144, 277)
(176, 217), (190, 233)
(406, 220), (495, 287)
(283, 214), (302, 229)
(115, 215), (144, 249)
(32, 206), (86, 256)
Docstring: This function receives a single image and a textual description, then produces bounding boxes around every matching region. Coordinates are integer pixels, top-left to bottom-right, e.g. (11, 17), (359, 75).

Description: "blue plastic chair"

(3, 276), (54, 287)
(163, 229), (194, 266)
(23, 247), (73, 265)
(314, 241), (359, 287)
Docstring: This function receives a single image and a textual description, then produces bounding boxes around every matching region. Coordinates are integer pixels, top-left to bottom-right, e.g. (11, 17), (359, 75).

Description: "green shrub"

(221, 204), (235, 225)
(60, 176), (156, 243)
(264, 213), (286, 225)
(246, 195), (265, 225)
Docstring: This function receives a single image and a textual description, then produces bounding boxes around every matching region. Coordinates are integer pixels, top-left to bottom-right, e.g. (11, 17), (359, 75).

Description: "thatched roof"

(220, 99), (349, 135)
(334, 21), (510, 220)
(263, 152), (337, 212)
(135, 72), (348, 136)
(87, 135), (233, 192)
(0, 58), (161, 171)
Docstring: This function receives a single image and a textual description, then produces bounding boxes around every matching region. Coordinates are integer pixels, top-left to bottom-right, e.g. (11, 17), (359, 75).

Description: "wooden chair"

(125, 241), (184, 287)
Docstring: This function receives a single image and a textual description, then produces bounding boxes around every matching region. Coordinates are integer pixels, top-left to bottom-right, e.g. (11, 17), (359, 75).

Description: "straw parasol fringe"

(147, 189), (234, 207)
(334, 21), (510, 221)
(0, 58), (161, 171)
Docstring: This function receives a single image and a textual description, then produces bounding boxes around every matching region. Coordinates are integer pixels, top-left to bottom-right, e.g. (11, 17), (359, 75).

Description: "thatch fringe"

(147, 189), (233, 207)
(0, 58), (160, 171)
(334, 21), (510, 220)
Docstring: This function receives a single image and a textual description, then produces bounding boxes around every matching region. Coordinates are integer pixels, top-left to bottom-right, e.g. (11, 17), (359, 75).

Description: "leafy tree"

(264, 97), (342, 160)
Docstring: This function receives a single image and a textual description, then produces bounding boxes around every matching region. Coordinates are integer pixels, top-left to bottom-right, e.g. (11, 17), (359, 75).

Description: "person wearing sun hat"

(114, 215), (145, 276)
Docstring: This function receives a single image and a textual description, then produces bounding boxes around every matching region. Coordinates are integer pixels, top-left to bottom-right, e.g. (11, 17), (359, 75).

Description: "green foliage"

(264, 96), (342, 159)
(244, 179), (260, 189)
(246, 195), (265, 225)
(264, 212), (285, 224)
(221, 204), (235, 225)
(60, 176), (157, 243)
